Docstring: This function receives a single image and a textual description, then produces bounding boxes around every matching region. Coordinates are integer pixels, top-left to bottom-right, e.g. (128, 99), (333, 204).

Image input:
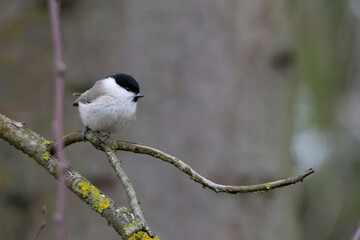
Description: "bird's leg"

(95, 131), (110, 144)
(81, 126), (90, 141)
(102, 132), (111, 141)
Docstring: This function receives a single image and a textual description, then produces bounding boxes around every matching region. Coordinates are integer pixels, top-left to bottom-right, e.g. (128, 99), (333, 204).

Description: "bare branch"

(34, 206), (47, 240)
(116, 141), (314, 193)
(102, 146), (152, 236)
(34, 221), (46, 240)
(51, 131), (315, 194)
(47, 0), (67, 239)
(0, 113), (158, 240)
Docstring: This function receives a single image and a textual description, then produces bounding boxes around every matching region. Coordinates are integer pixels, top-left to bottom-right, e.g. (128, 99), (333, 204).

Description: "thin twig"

(34, 205), (47, 240)
(103, 146), (152, 236)
(50, 131), (315, 194)
(116, 140), (314, 193)
(47, 0), (67, 239)
(34, 222), (47, 240)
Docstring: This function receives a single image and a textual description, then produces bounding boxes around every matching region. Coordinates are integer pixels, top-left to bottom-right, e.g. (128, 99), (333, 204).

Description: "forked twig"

(103, 146), (152, 236)
(49, 131), (315, 194)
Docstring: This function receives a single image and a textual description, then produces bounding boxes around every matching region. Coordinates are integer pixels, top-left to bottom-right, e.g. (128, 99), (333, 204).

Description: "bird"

(73, 73), (144, 140)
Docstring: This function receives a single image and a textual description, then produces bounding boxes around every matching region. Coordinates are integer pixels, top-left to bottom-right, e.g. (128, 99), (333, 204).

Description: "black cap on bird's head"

(110, 73), (140, 93)
(109, 73), (144, 101)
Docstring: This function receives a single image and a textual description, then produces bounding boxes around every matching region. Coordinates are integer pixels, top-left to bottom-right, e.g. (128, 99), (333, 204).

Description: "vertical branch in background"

(48, 0), (67, 240)
(352, 222), (360, 240)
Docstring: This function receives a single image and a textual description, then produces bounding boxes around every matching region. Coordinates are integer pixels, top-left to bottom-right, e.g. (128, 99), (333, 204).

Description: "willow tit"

(73, 73), (144, 140)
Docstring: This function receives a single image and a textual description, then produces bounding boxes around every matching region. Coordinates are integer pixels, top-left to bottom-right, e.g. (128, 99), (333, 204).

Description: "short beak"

(136, 93), (144, 98)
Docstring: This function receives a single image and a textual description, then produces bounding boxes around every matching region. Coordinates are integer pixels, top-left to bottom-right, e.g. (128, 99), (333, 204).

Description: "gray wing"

(72, 80), (105, 107)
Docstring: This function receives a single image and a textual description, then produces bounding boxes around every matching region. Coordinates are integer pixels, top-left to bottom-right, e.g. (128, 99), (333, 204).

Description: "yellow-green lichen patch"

(76, 181), (110, 213)
(123, 221), (137, 231)
(42, 152), (51, 161)
(129, 231), (160, 240)
(42, 140), (52, 145)
(121, 206), (131, 215)
(265, 184), (271, 190)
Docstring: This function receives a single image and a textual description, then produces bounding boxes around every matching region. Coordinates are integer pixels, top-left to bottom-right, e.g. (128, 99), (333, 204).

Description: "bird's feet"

(93, 131), (111, 144)
(97, 132), (110, 143)
(102, 132), (111, 141)
(81, 126), (91, 141)
(82, 127), (110, 143)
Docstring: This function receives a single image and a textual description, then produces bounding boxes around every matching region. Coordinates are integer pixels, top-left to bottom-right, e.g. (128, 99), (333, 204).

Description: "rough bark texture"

(0, 113), (158, 240)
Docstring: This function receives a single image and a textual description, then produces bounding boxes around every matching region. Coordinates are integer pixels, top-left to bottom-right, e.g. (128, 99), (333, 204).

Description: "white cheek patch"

(102, 77), (135, 101)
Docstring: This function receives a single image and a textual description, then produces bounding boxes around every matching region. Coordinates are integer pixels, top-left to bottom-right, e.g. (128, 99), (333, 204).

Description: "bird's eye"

(125, 87), (130, 91)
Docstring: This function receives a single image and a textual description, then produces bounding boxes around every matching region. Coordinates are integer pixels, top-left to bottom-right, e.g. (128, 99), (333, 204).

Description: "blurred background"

(0, 0), (359, 239)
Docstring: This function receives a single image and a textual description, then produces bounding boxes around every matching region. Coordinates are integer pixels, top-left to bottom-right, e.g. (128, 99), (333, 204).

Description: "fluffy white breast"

(78, 77), (138, 133)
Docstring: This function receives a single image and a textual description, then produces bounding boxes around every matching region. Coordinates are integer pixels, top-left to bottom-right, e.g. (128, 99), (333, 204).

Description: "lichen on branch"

(76, 181), (110, 213)
(0, 113), (148, 239)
